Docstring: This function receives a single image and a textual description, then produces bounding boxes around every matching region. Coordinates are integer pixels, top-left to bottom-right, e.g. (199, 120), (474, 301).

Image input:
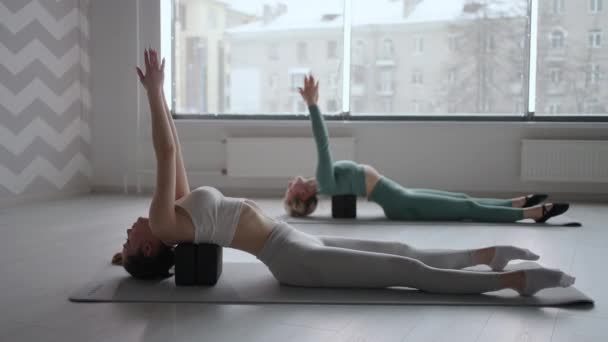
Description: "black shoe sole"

(524, 194), (549, 208)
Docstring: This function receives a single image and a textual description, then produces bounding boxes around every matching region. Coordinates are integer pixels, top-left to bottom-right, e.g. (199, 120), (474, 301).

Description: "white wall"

(91, 0), (608, 200)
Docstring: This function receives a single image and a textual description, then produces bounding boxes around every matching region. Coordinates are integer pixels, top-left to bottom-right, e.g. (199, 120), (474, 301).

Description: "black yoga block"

(174, 243), (223, 286)
(174, 243), (197, 285)
(332, 194), (357, 219)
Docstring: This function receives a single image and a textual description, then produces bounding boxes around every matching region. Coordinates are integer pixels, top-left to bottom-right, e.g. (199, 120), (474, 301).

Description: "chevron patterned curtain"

(0, 0), (91, 201)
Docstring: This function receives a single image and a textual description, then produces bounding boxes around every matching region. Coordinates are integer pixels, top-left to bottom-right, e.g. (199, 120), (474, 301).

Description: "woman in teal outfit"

(284, 75), (569, 223)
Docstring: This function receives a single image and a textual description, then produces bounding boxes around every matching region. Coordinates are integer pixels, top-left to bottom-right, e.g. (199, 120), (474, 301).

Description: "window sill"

(172, 113), (608, 124)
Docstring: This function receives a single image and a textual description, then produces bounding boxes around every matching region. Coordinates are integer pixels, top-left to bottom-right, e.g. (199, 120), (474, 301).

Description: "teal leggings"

(369, 177), (524, 222)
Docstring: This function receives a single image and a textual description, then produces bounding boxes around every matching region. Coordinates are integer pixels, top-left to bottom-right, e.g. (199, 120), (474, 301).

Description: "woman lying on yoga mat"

(113, 49), (575, 296)
(284, 75), (570, 223)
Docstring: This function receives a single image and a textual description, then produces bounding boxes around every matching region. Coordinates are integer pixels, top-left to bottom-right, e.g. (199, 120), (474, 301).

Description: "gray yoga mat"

(70, 262), (593, 306)
(279, 203), (582, 227)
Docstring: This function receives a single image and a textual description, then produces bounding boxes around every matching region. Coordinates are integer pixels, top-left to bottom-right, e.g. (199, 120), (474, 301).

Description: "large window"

(536, 0), (608, 115)
(168, 0), (608, 118)
(590, 0), (603, 13)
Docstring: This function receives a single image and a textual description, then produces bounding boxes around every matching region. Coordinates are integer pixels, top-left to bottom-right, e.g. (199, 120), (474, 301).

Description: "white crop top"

(175, 186), (244, 247)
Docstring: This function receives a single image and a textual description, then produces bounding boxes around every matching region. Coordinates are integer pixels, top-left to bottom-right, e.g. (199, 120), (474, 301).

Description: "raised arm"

(136, 49), (177, 241)
(161, 90), (190, 200)
(298, 75), (335, 192)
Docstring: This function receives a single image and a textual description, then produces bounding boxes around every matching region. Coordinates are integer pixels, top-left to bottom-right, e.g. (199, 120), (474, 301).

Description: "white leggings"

(257, 222), (507, 294)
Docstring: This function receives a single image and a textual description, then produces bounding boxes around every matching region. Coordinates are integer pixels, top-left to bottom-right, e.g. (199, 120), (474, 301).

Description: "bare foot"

(511, 196), (527, 208)
(523, 204), (553, 220)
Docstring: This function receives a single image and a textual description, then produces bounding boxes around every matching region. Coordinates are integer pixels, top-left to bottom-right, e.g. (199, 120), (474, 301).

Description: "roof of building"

(226, 0), (526, 34)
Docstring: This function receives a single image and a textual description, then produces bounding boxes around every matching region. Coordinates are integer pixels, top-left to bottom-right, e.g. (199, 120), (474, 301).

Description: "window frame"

(168, 0), (608, 122)
(589, 29), (602, 48)
(590, 0), (603, 13)
(552, 0), (564, 15)
(550, 30), (565, 49)
(414, 36), (424, 55)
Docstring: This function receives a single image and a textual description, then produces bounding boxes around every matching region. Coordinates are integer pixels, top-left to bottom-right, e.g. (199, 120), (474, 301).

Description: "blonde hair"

(283, 192), (318, 217)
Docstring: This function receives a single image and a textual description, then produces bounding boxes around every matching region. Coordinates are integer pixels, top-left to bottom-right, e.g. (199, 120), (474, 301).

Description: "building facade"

(174, 0), (608, 116)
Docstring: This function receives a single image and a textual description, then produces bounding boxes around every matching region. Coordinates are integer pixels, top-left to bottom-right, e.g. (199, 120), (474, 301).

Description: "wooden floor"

(0, 194), (606, 342)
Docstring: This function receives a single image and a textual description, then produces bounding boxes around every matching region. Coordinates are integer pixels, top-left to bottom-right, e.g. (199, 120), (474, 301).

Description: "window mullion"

(341, 0), (352, 116)
(525, 0), (539, 119)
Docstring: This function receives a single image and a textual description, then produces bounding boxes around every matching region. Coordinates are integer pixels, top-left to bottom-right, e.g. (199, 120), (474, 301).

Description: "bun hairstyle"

(123, 245), (175, 279)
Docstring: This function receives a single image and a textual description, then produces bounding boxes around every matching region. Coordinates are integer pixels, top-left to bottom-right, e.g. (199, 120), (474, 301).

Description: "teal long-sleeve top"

(308, 105), (367, 197)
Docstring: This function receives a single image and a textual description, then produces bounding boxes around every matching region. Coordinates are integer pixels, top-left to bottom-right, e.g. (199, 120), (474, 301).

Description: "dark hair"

(291, 194), (319, 217)
(123, 245), (175, 280)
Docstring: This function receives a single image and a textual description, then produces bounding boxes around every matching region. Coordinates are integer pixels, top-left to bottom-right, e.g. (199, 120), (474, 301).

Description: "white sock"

(517, 268), (576, 296)
(489, 246), (540, 271)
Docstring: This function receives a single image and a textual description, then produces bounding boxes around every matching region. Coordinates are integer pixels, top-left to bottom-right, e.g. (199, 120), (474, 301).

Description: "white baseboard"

(91, 185), (608, 203)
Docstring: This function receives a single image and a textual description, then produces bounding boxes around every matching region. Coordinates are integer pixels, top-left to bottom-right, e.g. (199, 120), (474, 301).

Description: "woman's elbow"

(155, 145), (176, 159)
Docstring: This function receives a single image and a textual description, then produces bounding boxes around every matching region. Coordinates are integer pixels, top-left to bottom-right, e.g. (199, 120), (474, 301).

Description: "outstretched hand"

(298, 75), (319, 107)
(136, 48), (165, 92)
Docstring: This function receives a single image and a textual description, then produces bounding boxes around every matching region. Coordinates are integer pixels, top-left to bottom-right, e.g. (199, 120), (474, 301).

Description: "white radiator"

(521, 139), (608, 182)
(226, 137), (355, 178)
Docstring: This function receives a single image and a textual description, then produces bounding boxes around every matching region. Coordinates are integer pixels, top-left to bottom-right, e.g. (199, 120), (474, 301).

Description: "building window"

(166, 1), (603, 117)
(352, 66), (365, 84)
(269, 73), (279, 90)
(483, 34), (495, 52)
(551, 30), (565, 49)
(547, 103), (561, 114)
(550, 68), (562, 84)
(552, 0), (564, 14)
(382, 98), (392, 112)
(483, 69), (493, 83)
(448, 34), (460, 52)
(412, 100), (420, 113)
(589, 30), (602, 48)
(207, 9), (218, 29)
(382, 38), (394, 59)
(268, 44), (279, 60)
(352, 97), (365, 112)
(584, 99), (599, 113)
(588, 64), (601, 84)
(590, 0), (603, 13)
(178, 4), (187, 31)
(412, 70), (423, 84)
(269, 101), (279, 112)
(482, 99), (492, 112)
(353, 40), (365, 65)
(297, 42), (308, 63)
(329, 72), (339, 89)
(379, 70), (393, 92)
(327, 99), (338, 112)
(414, 36), (424, 54)
(327, 40), (337, 59)
(447, 69), (457, 84)
(514, 101), (524, 113)
(297, 100), (307, 113)
(290, 72), (307, 91)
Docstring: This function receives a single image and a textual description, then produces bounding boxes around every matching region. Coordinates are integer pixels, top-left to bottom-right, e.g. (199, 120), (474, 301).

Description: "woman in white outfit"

(111, 49), (575, 296)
